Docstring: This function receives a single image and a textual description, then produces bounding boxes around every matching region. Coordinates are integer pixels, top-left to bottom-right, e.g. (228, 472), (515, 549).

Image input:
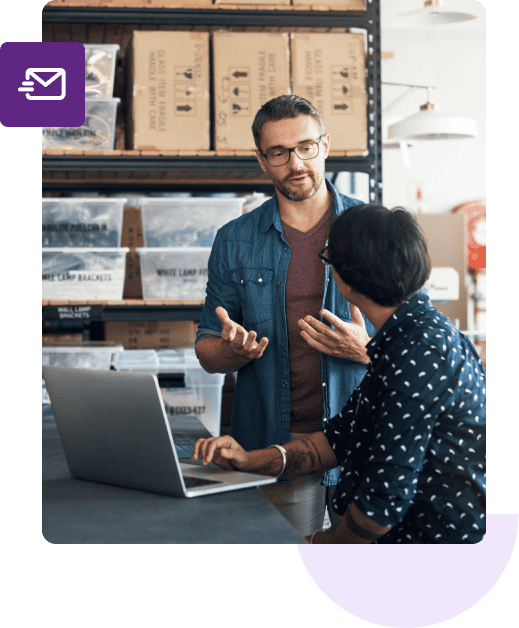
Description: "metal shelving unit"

(42, 6), (374, 28)
(42, 1), (382, 325)
(42, 301), (204, 323)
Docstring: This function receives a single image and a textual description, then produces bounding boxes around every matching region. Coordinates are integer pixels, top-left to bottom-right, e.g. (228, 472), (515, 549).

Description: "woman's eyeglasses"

(319, 247), (334, 268)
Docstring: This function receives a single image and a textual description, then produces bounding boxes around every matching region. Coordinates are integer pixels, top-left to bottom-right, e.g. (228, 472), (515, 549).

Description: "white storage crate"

(158, 349), (225, 437)
(42, 98), (120, 150)
(42, 198), (126, 248)
(137, 247), (211, 300)
(84, 44), (120, 98)
(42, 341), (123, 370)
(42, 341), (123, 404)
(42, 247), (129, 300)
(113, 349), (160, 373)
(140, 197), (245, 247)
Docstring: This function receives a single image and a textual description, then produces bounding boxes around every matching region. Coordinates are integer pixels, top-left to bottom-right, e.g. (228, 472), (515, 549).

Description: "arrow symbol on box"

(232, 71), (248, 78)
(334, 103), (350, 110)
(177, 105), (192, 112)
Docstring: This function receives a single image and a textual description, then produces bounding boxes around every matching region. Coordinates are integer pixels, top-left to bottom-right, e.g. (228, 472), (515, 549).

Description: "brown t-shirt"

(281, 209), (331, 432)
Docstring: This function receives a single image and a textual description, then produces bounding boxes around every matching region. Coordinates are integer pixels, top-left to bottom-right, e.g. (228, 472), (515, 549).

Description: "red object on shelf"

(452, 199), (486, 271)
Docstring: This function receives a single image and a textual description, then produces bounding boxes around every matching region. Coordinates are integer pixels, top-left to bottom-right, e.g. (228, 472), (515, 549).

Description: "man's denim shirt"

(196, 181), (376, 486)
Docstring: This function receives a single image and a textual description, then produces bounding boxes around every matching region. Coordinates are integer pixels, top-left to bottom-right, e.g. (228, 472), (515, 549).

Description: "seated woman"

(192, 204), (486, 544)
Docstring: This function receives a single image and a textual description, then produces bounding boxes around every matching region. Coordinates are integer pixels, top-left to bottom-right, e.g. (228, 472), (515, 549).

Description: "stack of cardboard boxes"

(128, 30), (367, 154)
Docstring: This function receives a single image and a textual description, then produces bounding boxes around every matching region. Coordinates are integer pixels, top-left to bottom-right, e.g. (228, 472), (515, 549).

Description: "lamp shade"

(388, 106), (477, 140)
(393, 1), (477, 27)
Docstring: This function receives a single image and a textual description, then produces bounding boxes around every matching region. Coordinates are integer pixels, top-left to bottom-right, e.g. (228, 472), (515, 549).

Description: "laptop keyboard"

(172, 432), (197, 459)
(183, 476), (223, 488)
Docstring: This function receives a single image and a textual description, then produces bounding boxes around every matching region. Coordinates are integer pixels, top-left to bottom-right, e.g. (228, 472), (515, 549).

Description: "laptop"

(42, 365), (278, 498)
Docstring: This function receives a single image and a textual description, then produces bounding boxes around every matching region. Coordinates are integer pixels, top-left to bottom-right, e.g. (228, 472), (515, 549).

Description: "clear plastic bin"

(42, 98), (120, 150)
(42, 341), (123, 404)
(42, 247), (129, 300)
(42, 197), (126, 248)
(42, 341), (123, 370)
(140, 197), (245, 248)
(84, 44), (120, 98)
(137, 247), (211, 301)
(157, 348), (225, 437)
(113, 349), (160, 373)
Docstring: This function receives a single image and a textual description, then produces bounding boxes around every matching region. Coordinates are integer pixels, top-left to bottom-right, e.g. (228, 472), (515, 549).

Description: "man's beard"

(271, 169), (323, 202)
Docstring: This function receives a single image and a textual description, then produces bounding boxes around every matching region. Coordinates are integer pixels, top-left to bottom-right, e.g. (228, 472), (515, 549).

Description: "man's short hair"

(327, 204), (431, 307)
(252, 95), (325, 151)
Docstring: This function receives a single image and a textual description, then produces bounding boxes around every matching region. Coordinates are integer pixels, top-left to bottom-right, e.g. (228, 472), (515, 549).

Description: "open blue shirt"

(196, 181), (375, 486)
(324, 294), (486, 543)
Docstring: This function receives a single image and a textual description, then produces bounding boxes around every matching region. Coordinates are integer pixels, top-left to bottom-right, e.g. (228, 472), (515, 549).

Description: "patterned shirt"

(324, 294), (486, 543)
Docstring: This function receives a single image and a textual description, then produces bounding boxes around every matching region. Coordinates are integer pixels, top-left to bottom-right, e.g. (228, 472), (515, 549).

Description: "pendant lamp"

(384, 83), (477, 141)
(393, 0), (477, 27)
(388, 99), (477, 140)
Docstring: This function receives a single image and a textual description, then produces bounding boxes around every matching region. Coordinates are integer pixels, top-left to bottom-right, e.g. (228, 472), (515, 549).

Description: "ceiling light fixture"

(393, 0), (477, 27)
(384, 82), (477, 141)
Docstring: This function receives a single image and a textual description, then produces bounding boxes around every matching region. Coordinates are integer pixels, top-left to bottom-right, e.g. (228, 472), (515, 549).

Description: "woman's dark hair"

(327, 204), (431, 307)
(251, 95), (325, 151)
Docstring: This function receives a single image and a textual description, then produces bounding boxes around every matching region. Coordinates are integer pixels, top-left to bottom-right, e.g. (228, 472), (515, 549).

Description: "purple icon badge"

(0, 42), (85, 127)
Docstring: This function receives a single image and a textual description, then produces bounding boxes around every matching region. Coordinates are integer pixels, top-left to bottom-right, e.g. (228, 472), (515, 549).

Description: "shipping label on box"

(291, 33), (367, 152)
(213, 32), (290, 151)
(129, 31), (210, 150)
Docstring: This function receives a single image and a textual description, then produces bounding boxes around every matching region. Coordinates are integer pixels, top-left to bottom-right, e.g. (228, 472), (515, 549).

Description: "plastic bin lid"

(84, 43), (120, 50)
(42, 197), (128, 203)
(136, 247), (211, 253)
(43, 247), (130, 253)
(42, 341), (123, 353)
(114, 349), (160, 371)
(140, 196), (245, 205)
(85, 97), (121, 103)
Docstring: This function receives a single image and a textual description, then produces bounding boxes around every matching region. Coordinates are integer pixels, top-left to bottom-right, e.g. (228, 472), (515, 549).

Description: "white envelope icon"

(18, 68), (66, 100)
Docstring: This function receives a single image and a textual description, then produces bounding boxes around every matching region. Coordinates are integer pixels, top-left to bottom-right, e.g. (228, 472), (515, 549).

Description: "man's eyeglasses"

(319, 247), (334, 268)
(261, 135), (324, 167)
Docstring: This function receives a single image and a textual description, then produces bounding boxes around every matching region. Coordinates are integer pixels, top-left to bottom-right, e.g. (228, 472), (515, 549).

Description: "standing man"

(195, 95), (375, 538)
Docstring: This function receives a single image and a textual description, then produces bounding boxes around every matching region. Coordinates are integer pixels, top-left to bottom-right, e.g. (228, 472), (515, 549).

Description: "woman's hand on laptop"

(191, 436), (250, 471)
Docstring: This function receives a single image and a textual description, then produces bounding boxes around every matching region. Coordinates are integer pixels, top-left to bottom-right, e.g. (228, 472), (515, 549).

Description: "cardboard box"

(213, 32), (290, 151)
(416, 213), (468, 330)
(104, 320), (199, 349)
(128, 31), (210, 150)
(121, 205), (144, 299)
(291, 33), (367, 152)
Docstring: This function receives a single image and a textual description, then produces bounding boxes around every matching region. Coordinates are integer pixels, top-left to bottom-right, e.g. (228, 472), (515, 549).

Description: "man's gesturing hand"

(298, 305), (371, 364)
(216, 306), (269, 361)
(191, 435), (250, 471)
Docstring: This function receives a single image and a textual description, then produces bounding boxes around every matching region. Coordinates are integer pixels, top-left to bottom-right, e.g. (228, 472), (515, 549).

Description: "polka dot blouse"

(324, 294), (486, 544)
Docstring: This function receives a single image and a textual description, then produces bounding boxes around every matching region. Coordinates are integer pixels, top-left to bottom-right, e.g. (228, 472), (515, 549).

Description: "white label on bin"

(42, 269), (126, 300)
(156, 267), (208, 278)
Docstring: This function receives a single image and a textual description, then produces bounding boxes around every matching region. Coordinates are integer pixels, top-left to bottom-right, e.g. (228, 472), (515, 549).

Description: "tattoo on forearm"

(304, 437), (323, 468)
(285, 438), (323, 475)
(264, 457), (283, 476)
